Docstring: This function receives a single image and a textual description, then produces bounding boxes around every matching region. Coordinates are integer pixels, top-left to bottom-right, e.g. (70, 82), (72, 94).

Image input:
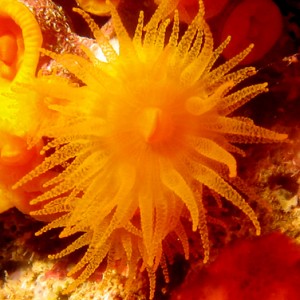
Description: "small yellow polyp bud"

(0, 136), (32, 166)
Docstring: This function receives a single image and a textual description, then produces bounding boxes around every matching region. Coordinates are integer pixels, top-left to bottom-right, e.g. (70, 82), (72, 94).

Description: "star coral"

(13, 0), (287, 298)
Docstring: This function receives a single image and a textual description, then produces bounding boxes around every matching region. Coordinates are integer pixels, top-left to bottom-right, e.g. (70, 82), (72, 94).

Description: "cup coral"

(0, 0), (42, 135)
(13, 0), (287, 298)
(0, 0), (43, 214)
(0, 0), (42, 84)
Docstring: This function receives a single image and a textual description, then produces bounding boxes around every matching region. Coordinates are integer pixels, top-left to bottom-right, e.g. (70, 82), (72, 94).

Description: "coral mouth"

(0, 19), (22, 80)
(139, 107), (174, 144)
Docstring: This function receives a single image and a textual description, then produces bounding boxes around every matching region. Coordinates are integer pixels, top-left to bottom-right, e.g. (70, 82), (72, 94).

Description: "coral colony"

(1, 0), (298, 299)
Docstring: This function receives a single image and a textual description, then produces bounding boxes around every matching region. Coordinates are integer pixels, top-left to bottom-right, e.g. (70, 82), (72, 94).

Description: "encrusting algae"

(10, 0), (288, 298)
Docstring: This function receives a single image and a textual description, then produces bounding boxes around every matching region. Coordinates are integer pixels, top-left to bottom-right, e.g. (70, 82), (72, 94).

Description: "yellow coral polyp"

(0, 0), (42, 136)
(0, 0), (42, 84)
(0, 0), (42, 214)
(75, 0), (120, 15)
(14, 0), (287, 298)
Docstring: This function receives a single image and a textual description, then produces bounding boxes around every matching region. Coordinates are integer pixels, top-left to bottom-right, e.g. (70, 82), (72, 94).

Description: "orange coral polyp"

(0, 0), (43, 136)
(0, 0), (43, 215)
(0, 0), (42, 84)
(221, 0), (283, 64)
(13, 1), (287, 298)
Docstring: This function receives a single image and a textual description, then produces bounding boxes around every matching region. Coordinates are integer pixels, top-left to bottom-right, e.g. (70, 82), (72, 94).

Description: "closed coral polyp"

(0, 0), (42, 84)
(13, 0), (287, 298)
(0, 0), (42, 139)
(0, 0), (43, 214)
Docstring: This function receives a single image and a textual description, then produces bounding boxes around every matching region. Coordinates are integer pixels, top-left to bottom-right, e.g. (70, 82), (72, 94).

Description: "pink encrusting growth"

(12, 0), (287, 298)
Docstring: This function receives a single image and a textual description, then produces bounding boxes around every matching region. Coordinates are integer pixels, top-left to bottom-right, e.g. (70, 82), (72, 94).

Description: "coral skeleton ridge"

(1, 0), (288, 298)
